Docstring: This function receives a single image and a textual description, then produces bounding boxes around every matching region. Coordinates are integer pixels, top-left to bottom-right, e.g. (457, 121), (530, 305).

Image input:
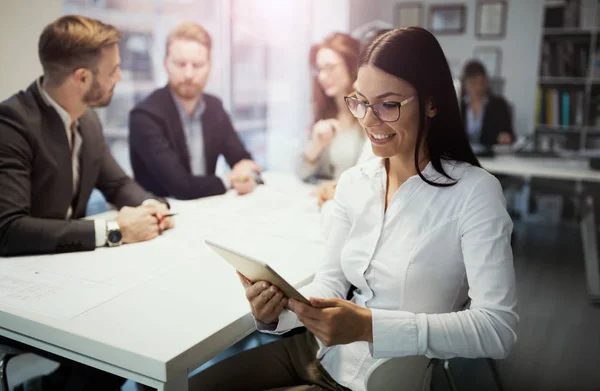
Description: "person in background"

(189, 27), (517, 391)
(461, 60), (523, 220)
(460, 60), (514, 152)
(297, 33), (364, 187)
(0, 15), (173, 255)
(316, 29), (390, 209)
(0, 15), (174, 391)
(129, 22), (260, 200)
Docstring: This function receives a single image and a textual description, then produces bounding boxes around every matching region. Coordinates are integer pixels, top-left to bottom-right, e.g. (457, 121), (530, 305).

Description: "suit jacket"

(129, 86), (252, 200)
(460, 94), (514, 147)
(0, 79), (159, 256)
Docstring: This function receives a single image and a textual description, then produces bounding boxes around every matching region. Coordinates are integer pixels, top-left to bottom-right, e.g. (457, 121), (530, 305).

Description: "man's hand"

(497, 132), (512, 145)
(116, 204), (167, 244)
(230, 159), (260, 195)
(238, 272), (287, 325)
(231, 176), (257, 195)
(232, 159), (261, 175)
(288, 297), (372, 347)
(141, 200), (175, 232)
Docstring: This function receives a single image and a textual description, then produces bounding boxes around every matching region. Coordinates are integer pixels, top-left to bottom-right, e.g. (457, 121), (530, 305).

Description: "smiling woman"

(354, 27), (480, 188)
(189, 27), (517, 391)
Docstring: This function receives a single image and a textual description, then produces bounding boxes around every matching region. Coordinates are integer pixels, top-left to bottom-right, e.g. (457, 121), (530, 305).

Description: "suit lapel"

(33, 82), (76, 216)
(71, 120), (94, 217)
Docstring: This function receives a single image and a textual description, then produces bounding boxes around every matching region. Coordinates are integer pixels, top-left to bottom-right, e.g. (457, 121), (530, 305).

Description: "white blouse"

(259, 158), (518, 391)
(327, 126), (365, 179)
(297, 125), (365, 181)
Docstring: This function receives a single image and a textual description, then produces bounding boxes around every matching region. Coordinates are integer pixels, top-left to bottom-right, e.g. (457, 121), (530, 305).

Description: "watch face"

(108, 230), (122, 243)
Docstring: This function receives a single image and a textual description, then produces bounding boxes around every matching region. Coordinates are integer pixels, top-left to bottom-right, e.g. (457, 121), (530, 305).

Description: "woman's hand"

(312, 119), (339, 148)
(317, 181), (337, 208)
(237, 272), (287, 325)
(288, 297), (373, 347)
(304, 119), (341, 162)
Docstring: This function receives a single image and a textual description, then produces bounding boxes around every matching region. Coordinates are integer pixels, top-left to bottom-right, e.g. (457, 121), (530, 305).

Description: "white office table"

(479, 155), (600, 301)
(479, 155), (600, 183)
(0, 172), (325, 390)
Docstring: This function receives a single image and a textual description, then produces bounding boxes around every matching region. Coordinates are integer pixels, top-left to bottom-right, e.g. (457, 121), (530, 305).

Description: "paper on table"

(0, 265), (125, 319)
(0, 239), (199, 319)
(0, 238), (196, 285)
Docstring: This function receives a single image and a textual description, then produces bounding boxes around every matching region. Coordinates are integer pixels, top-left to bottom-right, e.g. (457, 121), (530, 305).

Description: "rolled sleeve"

(370, 309), (428, 358)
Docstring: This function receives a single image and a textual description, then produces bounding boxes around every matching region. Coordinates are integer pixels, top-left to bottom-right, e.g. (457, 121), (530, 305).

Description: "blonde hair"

(38, 15), (121, 85)
(166, 22), (212, 57)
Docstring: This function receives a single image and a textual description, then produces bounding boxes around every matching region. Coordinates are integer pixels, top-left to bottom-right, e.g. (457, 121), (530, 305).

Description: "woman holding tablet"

(190, 27), (518, 391)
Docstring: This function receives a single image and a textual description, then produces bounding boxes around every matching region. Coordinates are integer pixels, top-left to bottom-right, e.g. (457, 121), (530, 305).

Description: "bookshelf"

(536, 0), (600, 151)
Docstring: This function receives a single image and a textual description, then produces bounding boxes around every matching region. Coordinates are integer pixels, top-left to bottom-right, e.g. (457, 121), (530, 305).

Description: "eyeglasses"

(311, 62), (342, 77)
(344, 94), (415, 122)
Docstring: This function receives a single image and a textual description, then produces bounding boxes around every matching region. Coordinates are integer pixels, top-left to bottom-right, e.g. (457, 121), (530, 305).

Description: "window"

(65, 0), (348, 175)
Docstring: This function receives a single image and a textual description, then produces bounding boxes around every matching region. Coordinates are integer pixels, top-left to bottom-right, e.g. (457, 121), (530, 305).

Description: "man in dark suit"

(0, 16), (175, 257)
(0, 15), (174, 390)
(129, 22), (260, 200)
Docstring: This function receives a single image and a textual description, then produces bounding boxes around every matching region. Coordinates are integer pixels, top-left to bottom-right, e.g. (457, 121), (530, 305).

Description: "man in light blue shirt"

(129, 22), (260, 200)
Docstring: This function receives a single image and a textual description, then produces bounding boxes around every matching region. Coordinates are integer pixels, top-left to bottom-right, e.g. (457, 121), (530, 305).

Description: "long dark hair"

(309, 33), (360, 124)
(360, 27), (480, 187)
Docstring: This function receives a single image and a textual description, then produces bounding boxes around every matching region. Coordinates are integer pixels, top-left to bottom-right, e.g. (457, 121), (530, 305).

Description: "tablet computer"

(205, 239), (311, 306)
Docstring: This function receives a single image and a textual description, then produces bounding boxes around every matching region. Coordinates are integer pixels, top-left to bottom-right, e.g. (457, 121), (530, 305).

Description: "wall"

(349, 0), (383, 33)
(353, 0), (544, 136)
(0, 0), (64, 101)
(266, 0), (351, 172)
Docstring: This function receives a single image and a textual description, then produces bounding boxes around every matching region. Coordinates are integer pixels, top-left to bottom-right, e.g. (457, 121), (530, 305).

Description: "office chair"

(438, 297), (507, 391)
(365, 297), (506, 391)
(437, 357), (505, 391)
(364, 356), (505, 391)
(364, 355), (432, 391)
(0, 344), (24, 391)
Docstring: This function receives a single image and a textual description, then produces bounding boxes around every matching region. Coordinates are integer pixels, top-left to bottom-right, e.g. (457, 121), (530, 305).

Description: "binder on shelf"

(562, 92), (570, 126)
(552, 89), (560, 126)
(575, 91), (584, 126)
(535, 86), (544, 124)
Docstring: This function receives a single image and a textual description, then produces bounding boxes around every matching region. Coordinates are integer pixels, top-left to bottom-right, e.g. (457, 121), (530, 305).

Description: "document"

(0, 239), (198, 319)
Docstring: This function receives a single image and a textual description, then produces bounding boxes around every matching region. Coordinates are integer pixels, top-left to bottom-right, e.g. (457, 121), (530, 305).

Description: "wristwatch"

(106, 220), (122, 247)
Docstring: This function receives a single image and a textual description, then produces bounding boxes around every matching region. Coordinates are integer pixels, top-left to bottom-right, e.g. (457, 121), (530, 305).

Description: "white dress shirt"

(298, 125), (365, 182)
(320, 138), (374, 233)
(38, 83), (106, 247)
(258, 158), (518, 391)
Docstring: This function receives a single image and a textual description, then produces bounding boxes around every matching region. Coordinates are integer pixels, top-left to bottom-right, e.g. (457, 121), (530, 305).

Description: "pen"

(254, 171), (265, 185)
(155, 212), (178, 219)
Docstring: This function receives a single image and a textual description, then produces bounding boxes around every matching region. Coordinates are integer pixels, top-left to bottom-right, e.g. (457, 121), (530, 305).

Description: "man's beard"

(170, 80), (203, 100)
(83, 76), (114, 108)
